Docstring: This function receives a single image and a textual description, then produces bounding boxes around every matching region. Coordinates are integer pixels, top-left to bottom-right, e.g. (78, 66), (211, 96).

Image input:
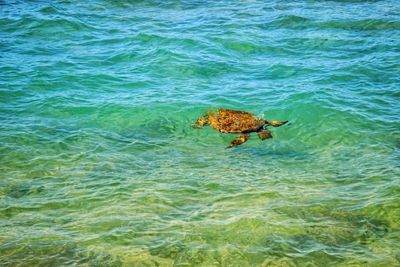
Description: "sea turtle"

(193, 108), (288, 148)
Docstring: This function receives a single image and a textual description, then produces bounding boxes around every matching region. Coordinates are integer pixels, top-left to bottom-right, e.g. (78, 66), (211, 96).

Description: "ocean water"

(1, 0), (400, 266)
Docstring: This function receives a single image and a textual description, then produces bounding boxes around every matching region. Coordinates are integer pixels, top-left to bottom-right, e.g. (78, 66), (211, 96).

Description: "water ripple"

(1, 0), (400, 265)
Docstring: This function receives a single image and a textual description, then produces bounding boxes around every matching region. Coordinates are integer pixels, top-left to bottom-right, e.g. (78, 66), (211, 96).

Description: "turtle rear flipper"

(192, 116), (209, 128)
(227, 134), (250, 148)
(269, 120), (288, 127)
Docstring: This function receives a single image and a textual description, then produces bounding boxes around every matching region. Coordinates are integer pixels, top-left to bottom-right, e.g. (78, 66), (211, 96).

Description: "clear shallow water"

(1, 0), (400, 265)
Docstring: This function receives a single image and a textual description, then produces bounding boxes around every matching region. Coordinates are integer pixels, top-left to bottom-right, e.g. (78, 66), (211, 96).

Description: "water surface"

(1, 0), (400, 266)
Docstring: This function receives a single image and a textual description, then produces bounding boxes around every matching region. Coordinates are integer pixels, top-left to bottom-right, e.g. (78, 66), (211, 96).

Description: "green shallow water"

(1, 0), (400, 266)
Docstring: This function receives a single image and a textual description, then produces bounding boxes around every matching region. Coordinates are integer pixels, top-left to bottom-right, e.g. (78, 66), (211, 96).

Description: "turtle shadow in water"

(234, 145), (314, 162)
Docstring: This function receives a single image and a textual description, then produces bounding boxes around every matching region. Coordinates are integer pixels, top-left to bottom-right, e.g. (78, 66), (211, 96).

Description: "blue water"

(1, 0), (400, 266)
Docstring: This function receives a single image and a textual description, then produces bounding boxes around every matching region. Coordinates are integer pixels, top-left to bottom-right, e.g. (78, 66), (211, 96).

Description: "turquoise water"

(1, 0), (400, 266)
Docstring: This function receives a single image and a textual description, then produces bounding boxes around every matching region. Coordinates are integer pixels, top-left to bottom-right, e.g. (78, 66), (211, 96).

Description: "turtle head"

(269, 120), (288, 127)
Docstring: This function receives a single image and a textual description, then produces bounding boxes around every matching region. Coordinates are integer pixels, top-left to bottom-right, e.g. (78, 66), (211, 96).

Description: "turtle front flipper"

(258, 129), (273, 140)
(268, 120), (288, 127)
(227, 134), (250, 148)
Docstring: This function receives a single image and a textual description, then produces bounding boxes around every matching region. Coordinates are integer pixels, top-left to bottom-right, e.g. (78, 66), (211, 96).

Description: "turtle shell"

(207, 109), (265, 133)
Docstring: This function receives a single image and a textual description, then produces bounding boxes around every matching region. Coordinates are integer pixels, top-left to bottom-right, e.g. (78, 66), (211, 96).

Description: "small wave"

(260, 15), (311, 30)
(317, 19), (400, 31)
